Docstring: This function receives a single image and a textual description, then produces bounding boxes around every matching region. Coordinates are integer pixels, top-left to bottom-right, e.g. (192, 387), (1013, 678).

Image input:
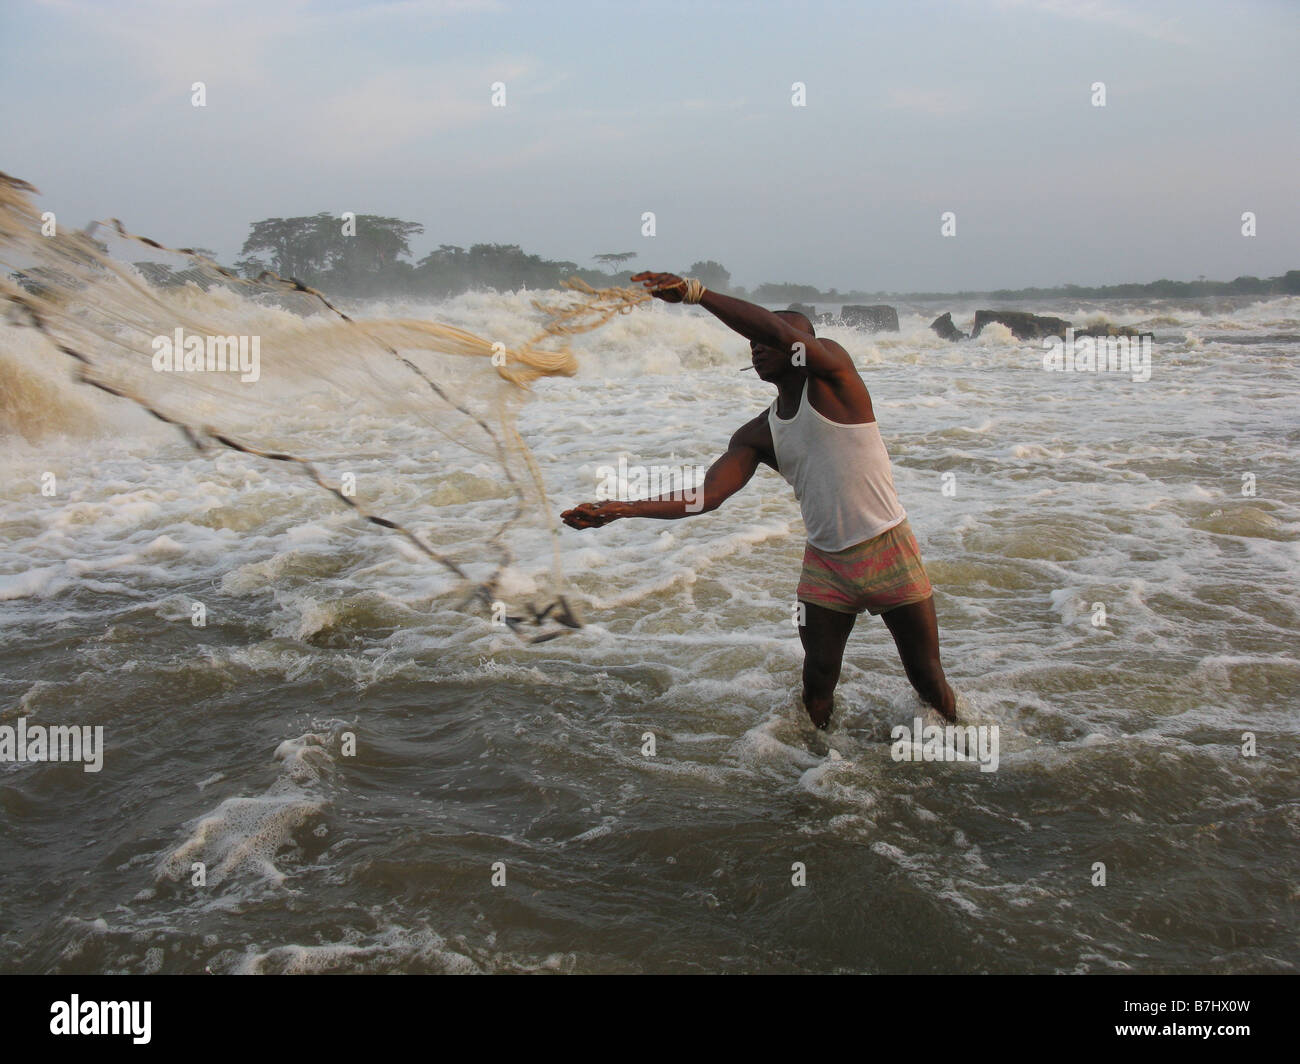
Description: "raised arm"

(630, 271), (856, 381)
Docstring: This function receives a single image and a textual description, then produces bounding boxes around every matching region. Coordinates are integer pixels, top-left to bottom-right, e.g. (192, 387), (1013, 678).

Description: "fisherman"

(562, 272), (957, 729)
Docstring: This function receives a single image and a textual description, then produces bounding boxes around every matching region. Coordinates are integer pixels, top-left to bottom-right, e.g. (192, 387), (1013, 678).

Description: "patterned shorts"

(797, 518), (933, 616)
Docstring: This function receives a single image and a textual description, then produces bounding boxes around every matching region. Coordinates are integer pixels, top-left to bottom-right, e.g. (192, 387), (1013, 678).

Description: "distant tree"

(329, 215), (424, 294)
(685, 260), (731, 293)
(237, 213), (423, 293)
(414, 245), (468, 296)
(239, 213), (337, 282)
(753, 281), (820, 303)
(594, 252), (637, 269)
(416, 242), (582, 296)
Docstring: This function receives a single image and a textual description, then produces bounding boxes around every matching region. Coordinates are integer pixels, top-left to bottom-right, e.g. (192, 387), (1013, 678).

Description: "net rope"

(0, 170), (654, 642)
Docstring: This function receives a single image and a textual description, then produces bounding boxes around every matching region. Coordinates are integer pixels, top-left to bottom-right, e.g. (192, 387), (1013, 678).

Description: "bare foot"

(801, 689), (833, 730)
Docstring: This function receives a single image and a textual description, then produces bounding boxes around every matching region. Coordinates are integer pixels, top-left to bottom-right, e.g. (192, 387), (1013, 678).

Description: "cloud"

(31, 0), (504, 89)
(27, 0), (520, 159)
(884, 87), (971, 117)
(986, 0), (1193, 46)
(682, 97), (748, 112)
(296, 62), (530, 161)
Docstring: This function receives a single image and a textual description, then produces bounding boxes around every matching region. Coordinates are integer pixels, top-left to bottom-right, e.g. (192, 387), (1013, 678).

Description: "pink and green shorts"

(797, 518), (933, 616)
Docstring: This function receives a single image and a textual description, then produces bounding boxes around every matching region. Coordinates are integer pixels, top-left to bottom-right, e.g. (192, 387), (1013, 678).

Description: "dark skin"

(562, 271), (957, 728)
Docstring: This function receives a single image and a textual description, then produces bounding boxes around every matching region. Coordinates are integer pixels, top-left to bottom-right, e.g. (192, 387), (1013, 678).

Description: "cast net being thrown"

(0, 170), (654, 642)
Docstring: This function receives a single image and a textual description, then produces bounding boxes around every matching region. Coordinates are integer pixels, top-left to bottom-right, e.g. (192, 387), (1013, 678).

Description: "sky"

(1, 0), (1296, 292)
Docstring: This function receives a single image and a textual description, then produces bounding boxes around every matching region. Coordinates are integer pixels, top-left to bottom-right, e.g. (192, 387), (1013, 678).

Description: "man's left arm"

(631, 272), (855, 380)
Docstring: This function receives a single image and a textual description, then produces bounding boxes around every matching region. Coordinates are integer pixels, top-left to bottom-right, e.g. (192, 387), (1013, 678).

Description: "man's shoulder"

(731, 410), (777, 464)
(808, 340), (874, 418)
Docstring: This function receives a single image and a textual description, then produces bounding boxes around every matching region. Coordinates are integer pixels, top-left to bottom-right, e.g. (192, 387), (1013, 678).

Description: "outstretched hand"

(630, 271), (686, 303)
(561, 501), (624, 529)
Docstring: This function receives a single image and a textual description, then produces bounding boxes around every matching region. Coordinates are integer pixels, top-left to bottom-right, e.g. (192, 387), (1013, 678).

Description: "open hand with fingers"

(561, 501), (627, 529)
(630, 271), (687, 303)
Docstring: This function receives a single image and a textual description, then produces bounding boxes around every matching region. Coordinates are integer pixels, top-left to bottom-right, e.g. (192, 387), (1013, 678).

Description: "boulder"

(786, 302), (816, 319)
(929, 312), (966, 342)
(1073, 323), (1143, 338)
(971, 310), (1071, 340)
(840, 304), (899, 332)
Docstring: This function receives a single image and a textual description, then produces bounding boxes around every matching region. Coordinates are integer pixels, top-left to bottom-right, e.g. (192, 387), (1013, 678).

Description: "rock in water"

(1074, 323), (1144, 338)
(841, 304), (899, 332)
(971, 310), (1071, 340)
(930, 311), (967, 341)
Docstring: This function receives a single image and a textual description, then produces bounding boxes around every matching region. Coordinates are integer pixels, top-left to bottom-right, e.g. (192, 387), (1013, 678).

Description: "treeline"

(751, 282), (876, 303)
(900, 272), (1300, 301)
(759, 273), (1300, 302)
(229, 212), (602, 296)
(123, 209), (1300, 303)
(159, 212), (740, 299)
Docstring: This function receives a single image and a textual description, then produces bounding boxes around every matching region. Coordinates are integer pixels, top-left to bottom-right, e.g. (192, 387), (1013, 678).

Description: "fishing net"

(0, 170), (653, 642)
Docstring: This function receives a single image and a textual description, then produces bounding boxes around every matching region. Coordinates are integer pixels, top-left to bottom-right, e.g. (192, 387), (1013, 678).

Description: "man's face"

(749, 336), (787, 381)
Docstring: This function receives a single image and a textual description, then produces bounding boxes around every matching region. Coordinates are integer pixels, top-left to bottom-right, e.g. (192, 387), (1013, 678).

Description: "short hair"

(776, 309), (814, 336)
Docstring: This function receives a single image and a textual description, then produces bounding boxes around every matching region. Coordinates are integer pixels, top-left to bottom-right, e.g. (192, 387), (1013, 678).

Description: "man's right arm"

(562, 430), (763, 529)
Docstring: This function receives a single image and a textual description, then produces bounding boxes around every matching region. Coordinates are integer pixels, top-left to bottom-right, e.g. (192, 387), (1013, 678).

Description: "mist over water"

(2, 287), (1297, 973)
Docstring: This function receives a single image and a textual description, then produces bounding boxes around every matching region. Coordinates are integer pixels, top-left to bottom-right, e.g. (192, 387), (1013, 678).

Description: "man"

(561, 271), (956, 729)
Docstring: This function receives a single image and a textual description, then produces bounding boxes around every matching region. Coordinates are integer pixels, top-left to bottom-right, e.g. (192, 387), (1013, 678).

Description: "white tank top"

(768, 378), (906, 552)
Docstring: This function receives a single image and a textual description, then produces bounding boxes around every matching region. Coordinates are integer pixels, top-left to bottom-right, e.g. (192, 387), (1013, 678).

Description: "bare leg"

(798, 601), (857, 729)
(881, 595), (957, 722)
